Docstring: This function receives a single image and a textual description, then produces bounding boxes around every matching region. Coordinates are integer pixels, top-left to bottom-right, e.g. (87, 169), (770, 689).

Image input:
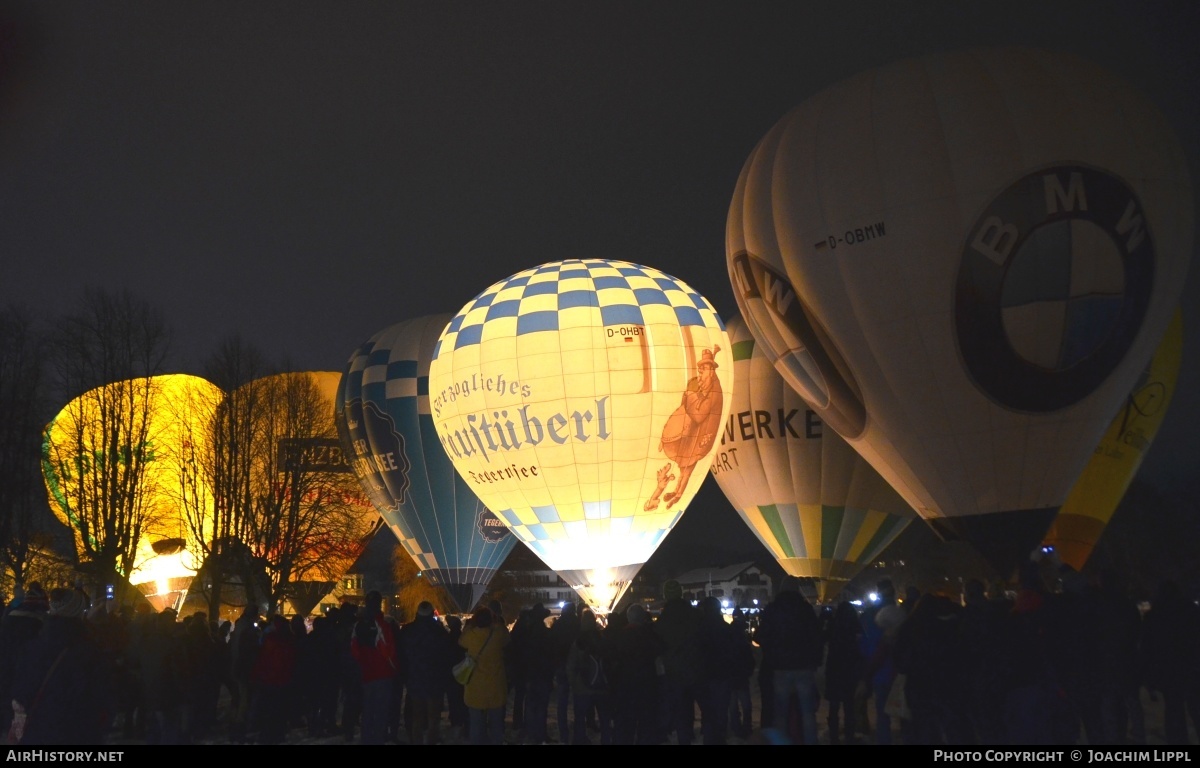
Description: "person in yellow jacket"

(459, 606), (511, 745)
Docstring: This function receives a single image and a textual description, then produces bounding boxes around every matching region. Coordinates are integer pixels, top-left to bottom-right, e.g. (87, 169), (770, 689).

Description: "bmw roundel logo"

(956, 165), (1154, 412)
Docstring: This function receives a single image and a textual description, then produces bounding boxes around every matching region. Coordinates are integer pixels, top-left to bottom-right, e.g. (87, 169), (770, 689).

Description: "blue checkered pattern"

(433, 259), (725, 357)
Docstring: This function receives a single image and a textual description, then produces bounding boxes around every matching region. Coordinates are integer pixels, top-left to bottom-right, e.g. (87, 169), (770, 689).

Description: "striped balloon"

(337, 314), (517, 613)
(711, 314), (915, 602)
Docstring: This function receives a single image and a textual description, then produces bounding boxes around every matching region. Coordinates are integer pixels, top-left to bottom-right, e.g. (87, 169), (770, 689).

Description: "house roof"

(670, 562), (761, 586)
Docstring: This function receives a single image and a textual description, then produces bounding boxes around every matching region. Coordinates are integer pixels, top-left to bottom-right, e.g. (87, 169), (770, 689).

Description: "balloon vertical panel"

(711, 315), (915, 595)
(429, 259), (732, 614)
(335, 339), (395, 518)
(727, 47), (1194, 578)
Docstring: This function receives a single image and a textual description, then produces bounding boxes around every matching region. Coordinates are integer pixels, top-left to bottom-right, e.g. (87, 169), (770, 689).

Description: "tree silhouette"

(40, 288), (172, 601)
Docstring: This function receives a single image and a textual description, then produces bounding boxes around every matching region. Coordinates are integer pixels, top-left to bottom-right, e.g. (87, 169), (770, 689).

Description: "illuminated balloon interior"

(428, 259), (732, 614)
(42, 373), (224, 610)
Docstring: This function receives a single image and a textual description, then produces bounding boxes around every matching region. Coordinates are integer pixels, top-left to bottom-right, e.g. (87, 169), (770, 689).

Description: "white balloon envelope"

(726, 47), (1193, 577)
(711, 314), (916, 602)
(428, 258), (732, 614)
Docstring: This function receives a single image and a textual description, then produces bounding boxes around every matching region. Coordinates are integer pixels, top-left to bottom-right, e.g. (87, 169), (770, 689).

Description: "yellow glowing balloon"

(711, 314), (916, 602)
(428, 259), (733, 614)
(41, 373), (224, 608)
(1044, 308), (1183, 571)
(238, 371), (382, 588)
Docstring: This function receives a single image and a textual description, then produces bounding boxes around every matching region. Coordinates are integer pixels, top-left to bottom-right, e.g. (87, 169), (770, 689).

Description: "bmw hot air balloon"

(41, 373), (223, 611)
(428, 259), (733, 615)
(1044, 308), (1183, 571)
(335, 314), (518, 614)
(712, 314), (916, 603)
(727, 47), (1193, 579)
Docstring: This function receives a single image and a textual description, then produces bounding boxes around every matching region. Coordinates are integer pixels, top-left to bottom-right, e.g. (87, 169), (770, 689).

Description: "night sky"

(2, 2), (1197, 575)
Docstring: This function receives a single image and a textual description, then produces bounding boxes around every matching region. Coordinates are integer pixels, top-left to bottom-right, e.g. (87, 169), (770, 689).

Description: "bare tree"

(197, 366), (378, 617)
(184, 334), (273, 619)
(251, 371), (379, 616)
(0, 304), (59, 597)
(39, 288), (172, 600)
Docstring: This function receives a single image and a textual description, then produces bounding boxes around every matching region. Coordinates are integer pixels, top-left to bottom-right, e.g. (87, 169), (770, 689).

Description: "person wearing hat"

(646, 344), (724, 510)
(0, 582), (49, 737)
(10, 587), (110, 745)
(398, 600), (455, 745)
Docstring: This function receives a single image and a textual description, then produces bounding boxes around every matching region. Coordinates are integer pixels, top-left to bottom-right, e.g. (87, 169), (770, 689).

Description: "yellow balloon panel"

(41, 374), (224, 588)
(429, 259), (732, 613)
(1045, 309), (1183, 571)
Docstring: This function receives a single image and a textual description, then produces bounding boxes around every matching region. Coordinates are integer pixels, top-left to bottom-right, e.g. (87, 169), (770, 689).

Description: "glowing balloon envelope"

(428, 258), (733, 614)
(1044, 308), (1183, 571)
(233, 371), (381, 613)
(727, 47), (1193, 577)
(306, 371), (384, 584)
(41, 374), (223, 610)
(336, 315), (518, 614)
(712, 314), (916, 602)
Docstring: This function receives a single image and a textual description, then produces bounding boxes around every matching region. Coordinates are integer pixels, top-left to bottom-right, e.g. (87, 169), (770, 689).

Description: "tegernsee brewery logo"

(476, 507), (511, 543)
(345, 400), (411, 511)
(956, 165), (1154, 412)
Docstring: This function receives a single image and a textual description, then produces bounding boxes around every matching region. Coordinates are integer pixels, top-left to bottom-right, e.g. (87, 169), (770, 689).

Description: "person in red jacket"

(250, 614), (296, 744)
(350, 590), (398, 744)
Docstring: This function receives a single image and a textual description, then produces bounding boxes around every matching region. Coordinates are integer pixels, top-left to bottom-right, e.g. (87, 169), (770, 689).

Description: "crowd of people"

(1, 563), (1198, 747)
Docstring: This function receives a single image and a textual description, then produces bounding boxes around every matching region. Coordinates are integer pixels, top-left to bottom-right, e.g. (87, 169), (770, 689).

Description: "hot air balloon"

(335, 314), (518, 614)
(711, 314), (916, 603)
(41, 373), (223, 611)
(236, 371), (381, 616)
(727, 47), (1193, 579)
(428, 258), (733, 615)
(1044, 308), (1183, 571)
